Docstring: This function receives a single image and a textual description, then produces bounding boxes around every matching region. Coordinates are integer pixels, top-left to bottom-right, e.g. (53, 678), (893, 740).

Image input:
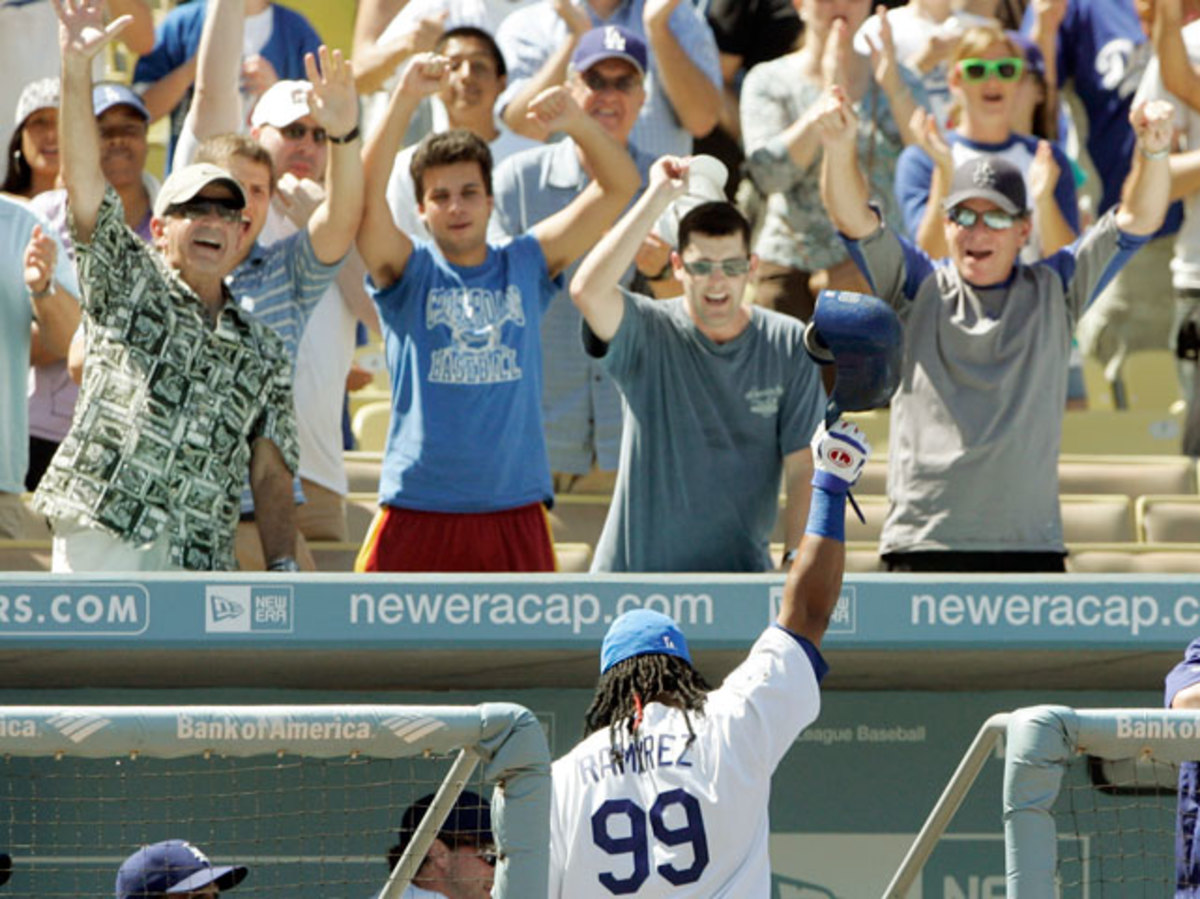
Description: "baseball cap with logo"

(115, 840), (247, 897)
(250, 80), (313, 129)
(153, 162), (246, 218)
(571, 25), (648, 77)
(942, 155), (1027, 216)
(601, 609), (692, 674)
(14, 77), (58, 127)
(92, 82), (150, 122)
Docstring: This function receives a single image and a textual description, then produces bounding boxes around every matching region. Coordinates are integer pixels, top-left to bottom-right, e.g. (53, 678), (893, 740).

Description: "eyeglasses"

(957, 57), (1024, 82)
(165, 199), (244, 224)
(278, 122), (328, 144)
(581, 70), (642, 94)
(681, 258), (751, 277)
(946, 205), (1019, 230)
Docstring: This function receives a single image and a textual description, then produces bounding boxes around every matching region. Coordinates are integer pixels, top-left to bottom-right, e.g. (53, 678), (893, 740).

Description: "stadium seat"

(1120, 349), (1183, 411)
(351, 401), (391, 454)
(549, 494), (611, 547)
(556, 542), (593, 573)
(1136, 495), (1200, 543)
(343, 493), (380, 544)
(1067, 542), (1200, 573)
(343, 451), (383, 494)
(0, 540), (52, 572)
(1060, 495), (1135, 543)
(845, 410), (889, 450)
(771, 541), (883, 572)
(1059, 409), (1184, 454)
(348, 387), (391, 421)
(308, 541), (361, 573)
(1057, 455), (1196, 497)
(857, 458), (887, 495)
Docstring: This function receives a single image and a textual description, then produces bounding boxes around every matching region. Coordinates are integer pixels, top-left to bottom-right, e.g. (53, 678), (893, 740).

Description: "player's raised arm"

(778, 420), (870, 647)
(357, 52), (449, 290)
(528, 85), (641, 278)
(816, 85), (879, 241)
(52, 0), (134, 242)
(568, 154), (688, 342)
(302, 47), (364, 265)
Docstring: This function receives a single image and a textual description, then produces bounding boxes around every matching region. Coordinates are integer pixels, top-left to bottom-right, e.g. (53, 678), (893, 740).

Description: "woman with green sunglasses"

(893, 24), (1079, 264)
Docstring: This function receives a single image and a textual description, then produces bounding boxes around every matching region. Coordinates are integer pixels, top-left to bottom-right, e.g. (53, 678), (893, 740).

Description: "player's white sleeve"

(709, 626), (823, 774)
(548, 772), (565, 898)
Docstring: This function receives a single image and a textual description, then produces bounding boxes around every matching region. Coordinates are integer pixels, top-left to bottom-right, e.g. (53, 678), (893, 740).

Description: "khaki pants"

(0, 492), (28, 539)
(295, 478), (348, 542)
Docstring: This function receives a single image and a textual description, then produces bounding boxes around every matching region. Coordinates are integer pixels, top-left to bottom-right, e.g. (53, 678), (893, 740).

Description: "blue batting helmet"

(804, 289), (903, 424)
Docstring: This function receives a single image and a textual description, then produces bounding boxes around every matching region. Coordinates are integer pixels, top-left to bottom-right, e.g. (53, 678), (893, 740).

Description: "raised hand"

(407, 12), (447, 55)
(1131, 98), (1175, 156)
(275, 172), (325, 227)
(399, 52), (450, 100)
(868, 5), (903, 94)
(525, 85), (584, 136)
(643, 0), (684, 30)
(647, 154), (689, 201)
(811, 419), (871, 494)
(553, 0), (592, 36)
(1030, 0), (1068, 36)
(910, 107), (952, 172)
(23, 224), (57, 295)
(50, 0), (132, 62)
(305, 46), (360, 138)
(813, 85), (859, 149)
(821, 18), (851, 89)
(1028, 140), (1060, 203)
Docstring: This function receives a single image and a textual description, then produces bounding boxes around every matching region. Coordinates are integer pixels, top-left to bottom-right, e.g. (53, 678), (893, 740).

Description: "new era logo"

(205, 586), (294, 633)
(603, 26), (626, 51)
(210, 594), (244, 622)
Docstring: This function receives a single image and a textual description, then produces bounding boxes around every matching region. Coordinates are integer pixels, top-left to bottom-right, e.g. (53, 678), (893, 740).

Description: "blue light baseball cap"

(601, 609), (692, 674)
(92, 82), (150, 121)
(115, 840), (247, 897)
(571, 25), (648, 76)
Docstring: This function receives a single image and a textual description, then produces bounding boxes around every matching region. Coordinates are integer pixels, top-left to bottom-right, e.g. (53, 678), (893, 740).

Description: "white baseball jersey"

(549, 627), (822, 897)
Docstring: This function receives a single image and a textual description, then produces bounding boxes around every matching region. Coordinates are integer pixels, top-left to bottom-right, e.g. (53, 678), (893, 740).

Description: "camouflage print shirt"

(32, 187), (299, 570)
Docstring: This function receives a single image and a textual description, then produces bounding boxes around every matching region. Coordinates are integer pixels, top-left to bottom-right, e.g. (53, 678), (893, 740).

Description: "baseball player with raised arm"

(548, 418), (870, 897)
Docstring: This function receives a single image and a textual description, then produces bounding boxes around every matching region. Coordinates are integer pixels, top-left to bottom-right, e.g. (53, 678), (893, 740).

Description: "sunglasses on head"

(681, 258), (751, 277)
(279, 122), (328, 143)
(957, 57), (1024, 83)
(581, 70), (641, 94)
(947, 205), (1019, 230)
(165, 198), (244, 224)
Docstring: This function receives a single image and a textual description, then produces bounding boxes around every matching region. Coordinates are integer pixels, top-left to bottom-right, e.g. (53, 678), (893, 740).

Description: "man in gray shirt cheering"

(816, 84), (1174, 572)
(570, 155), (824, 572)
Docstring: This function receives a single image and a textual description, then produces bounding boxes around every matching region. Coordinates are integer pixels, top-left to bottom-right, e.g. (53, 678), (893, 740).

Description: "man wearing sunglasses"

(34, 0), (299, 572)
(569, 156), (825, 573)
(818, 84), (1173, 572)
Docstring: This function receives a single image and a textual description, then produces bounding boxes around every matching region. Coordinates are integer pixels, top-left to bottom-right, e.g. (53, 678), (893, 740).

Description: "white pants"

(51, 518), (181, 573)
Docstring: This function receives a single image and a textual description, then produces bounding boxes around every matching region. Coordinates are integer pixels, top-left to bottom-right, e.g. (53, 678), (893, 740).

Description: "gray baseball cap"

(942, 155), (1027, 216)
(153, 163), (246, 218)
(14, 77), (58, 127)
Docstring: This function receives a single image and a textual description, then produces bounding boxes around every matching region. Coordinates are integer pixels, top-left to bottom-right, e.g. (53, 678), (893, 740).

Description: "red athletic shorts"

(354, 502), (558, 572)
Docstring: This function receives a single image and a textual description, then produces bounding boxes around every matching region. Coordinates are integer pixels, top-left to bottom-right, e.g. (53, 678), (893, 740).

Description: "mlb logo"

(206, 586), (251, 632)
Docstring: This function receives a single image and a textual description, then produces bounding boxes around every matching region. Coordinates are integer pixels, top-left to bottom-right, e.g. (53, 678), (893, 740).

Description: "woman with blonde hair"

(741, 1), (922, 321)
(894, 24), (1078, 261)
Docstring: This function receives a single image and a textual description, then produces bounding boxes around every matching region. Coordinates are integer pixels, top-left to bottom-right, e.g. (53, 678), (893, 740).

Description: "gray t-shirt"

(846, 210), (1147, 554)
(585, 293), (825, 572)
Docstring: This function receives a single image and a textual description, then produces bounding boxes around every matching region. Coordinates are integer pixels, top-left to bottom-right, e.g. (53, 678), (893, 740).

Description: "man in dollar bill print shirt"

(34, 0), (300, 573)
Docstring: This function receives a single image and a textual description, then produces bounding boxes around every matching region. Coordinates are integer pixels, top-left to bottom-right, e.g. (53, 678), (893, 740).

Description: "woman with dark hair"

(2, 78), (59, 199)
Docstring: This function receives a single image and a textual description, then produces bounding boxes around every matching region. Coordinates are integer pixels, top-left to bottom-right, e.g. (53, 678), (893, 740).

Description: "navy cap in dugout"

(115, 839), (247, 897)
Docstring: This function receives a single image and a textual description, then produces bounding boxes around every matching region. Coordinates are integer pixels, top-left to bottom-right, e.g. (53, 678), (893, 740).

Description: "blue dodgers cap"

(571, 25), (647, 76)
(601, 609), (692, 674)
(115, 840), (247, 897)
(92, 82), (150, 121)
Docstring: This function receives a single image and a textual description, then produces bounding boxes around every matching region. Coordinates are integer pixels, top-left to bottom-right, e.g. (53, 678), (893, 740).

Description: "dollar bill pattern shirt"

(32, 188), (299, 570)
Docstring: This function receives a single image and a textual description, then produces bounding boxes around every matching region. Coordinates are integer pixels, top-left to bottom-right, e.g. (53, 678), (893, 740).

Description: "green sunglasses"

(957, 57), (1024, 83)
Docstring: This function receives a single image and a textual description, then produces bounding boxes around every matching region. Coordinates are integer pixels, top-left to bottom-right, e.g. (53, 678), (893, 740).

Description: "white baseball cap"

(249, 80), (313, 129)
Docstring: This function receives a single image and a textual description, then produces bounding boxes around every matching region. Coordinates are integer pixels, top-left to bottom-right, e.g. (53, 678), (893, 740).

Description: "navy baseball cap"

(396, 789), (492, 853)
(115, 840), (247, 897)
(571, 25), (647, 76)
(942, 155), (1027, 216)
(601, 609), (692, 674)
(92, 82), (150, 121)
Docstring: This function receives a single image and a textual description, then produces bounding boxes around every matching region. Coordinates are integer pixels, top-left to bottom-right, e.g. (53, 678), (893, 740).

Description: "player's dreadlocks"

(583, 653), (712, 771)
